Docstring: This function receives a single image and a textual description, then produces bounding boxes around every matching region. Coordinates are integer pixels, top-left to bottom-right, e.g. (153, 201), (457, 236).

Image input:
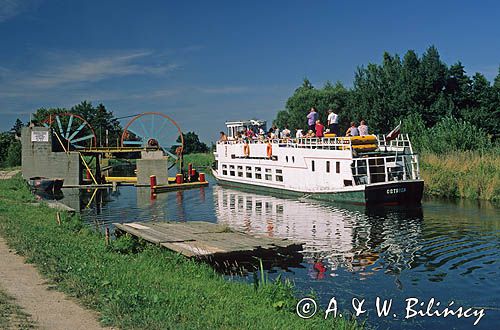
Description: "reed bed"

(420, 151), (500, 202)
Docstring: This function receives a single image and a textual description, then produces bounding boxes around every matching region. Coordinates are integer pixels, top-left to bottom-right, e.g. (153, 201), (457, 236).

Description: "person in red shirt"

(315, 119), (325, 138)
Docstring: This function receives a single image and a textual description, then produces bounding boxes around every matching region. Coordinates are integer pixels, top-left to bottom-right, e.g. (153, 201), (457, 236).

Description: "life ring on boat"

(243, 143), (250, 157)
(266, 142), (272, 158)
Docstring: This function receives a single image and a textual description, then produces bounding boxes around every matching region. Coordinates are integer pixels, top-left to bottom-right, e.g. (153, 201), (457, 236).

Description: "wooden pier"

(113, 221), (302, 259)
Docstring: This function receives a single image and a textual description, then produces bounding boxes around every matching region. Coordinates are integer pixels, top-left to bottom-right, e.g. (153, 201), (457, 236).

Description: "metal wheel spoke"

(139, 120), (150, 140)
(71, 134), (96, 143)
(65, 115), (74, 139)
(55, 115), (64, 136)
(164, 149), (179, 160)
(123, 141), (144, 145)
(68, 123), (86, 141)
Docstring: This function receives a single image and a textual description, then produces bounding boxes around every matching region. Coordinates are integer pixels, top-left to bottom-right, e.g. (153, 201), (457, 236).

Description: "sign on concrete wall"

(31, 131), (49, 142)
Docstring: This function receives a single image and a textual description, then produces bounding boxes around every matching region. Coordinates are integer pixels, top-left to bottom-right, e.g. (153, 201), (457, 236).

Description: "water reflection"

(214, 186), (425, 279)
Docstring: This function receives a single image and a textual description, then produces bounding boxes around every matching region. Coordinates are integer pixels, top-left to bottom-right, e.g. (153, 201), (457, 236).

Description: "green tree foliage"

(31, 101), (123, 146)
(10, 119), (24, 136)
(274, 78), (350, 132)
(0, 133), (15, 166)
(278, 46), (499, 148)
(0, 120), (22, 167)
(172, 131), (209, 154)
(5, 140), (21, 167)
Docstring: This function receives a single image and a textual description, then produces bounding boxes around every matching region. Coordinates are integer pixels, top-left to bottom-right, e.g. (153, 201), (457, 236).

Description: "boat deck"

(114, 221), (302, 259)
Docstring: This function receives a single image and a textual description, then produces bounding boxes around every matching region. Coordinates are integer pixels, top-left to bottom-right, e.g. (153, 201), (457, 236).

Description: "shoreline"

(0, 175), (361, 329)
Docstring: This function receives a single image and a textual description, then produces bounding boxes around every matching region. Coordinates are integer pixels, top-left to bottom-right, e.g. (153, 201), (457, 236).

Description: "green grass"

(420, 151), (500, 203)
(0, 289), (35, 329)
(182, 153), (215, 170)
(0, 175), (361, 330)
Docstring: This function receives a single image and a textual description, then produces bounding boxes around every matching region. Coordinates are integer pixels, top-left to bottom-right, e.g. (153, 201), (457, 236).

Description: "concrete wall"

(21, 127), (82, 186)
(136, 158), (169, 186)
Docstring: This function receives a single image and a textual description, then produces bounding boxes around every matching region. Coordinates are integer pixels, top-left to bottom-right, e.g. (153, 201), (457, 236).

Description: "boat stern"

(364, 180), (424, 205)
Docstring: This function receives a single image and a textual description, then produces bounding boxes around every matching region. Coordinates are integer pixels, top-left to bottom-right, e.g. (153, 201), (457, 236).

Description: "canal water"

(51, 178), (499, 329)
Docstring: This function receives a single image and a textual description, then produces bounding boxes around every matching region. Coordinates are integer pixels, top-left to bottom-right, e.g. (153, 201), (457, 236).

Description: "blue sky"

(1, 0), (499, 142)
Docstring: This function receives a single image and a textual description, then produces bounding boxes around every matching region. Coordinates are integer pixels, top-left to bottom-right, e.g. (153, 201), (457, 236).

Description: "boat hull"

(213, 170), (423, 206)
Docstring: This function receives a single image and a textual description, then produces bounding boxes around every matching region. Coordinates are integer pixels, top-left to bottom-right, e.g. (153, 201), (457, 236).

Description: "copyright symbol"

(296, 297), (317, 319)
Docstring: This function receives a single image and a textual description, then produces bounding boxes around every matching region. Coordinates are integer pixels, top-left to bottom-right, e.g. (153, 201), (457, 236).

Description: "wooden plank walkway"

(113, 221), (302, 259)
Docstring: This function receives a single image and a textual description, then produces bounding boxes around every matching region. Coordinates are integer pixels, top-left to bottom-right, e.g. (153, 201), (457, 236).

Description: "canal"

(48, 177), (499, 329)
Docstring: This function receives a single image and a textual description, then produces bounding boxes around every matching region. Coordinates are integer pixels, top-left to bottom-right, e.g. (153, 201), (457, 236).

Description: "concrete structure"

(21, 127), (82, 186)
(136, 151), (169, 186)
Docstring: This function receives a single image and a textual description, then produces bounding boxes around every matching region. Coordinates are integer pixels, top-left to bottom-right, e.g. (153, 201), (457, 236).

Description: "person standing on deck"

(307, 107), (318, 131)
(327, 109), (339, 136)
(296, 128), (303, 139)
(345, 122), (359, 136)
(282, 126), (291, 139)
(315, 120), (325, 138)
(358, 120), (369, 136)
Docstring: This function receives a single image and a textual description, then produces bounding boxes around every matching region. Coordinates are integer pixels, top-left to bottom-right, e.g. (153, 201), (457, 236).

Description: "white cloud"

(10, 51), (180, 89)
(0, 0), (40, 22)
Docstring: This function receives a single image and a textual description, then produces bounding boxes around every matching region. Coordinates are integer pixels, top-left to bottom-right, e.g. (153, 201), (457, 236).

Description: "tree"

(172, 131), (209, 154)
(0, 132), (15, 166)
(5, 140), (21, 167)
(275, 79), (349, 133)
(11, 119), (24, 136)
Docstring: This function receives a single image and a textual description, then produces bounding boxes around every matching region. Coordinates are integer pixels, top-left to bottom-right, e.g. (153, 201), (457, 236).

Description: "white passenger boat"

(213, 120), (424, 205)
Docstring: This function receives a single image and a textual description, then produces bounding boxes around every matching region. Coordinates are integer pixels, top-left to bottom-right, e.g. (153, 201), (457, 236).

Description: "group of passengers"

(218, 107), (370, 142)
(306, 107), (369, 138)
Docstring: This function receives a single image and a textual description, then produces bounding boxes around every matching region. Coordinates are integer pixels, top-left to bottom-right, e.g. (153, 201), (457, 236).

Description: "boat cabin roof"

(225, 120), (266, 128)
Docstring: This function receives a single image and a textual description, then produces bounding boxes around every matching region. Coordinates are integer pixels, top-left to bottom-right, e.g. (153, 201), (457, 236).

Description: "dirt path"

(0, 236), (109, 330)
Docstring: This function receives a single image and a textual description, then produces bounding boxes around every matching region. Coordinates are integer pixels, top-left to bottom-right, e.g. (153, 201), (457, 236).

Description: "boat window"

(336, 162), (340, 173)
(230, 170), (235, 176)
(276, 175), (283, 182)
(255, 173), (262, 179)
(222, 164), (227, 169)
(326, 161), (330, 173)
(265, 174), (272, 180)
(246, 172), (252, 178)
(255, 167), (261, 172)
(265, 168), (271, 173)
(286, 156), (289, 162)
(276, 169), (283, 174)
(312, 160), (315, 172)
(237, 166), (243, 170)
(222, 170), (227, 175)
(292, 156), (295, 163)
(230, 165), (235, 169)
(246, 166), (252, 171)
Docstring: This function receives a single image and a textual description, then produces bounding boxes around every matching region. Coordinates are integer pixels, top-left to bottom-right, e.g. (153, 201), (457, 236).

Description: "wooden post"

(150, 175), (157, 191)
(188, 163), (193, 177)
(105, 227), (110, 246)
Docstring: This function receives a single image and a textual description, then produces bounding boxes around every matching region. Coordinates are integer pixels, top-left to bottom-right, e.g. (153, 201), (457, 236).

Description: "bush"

(404, 115), (492, 154)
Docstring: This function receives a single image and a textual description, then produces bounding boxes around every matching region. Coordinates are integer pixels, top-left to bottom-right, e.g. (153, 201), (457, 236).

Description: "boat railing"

(376, 134), (414, 154)
(218, 137), (352, 150)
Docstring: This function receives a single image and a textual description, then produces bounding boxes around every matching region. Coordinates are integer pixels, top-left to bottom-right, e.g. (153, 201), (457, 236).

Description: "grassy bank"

(182, 152), (215, 170)
(0, 176), (360, 329)
(0, 289), (34, 329)
(420, 151), (500, 203)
